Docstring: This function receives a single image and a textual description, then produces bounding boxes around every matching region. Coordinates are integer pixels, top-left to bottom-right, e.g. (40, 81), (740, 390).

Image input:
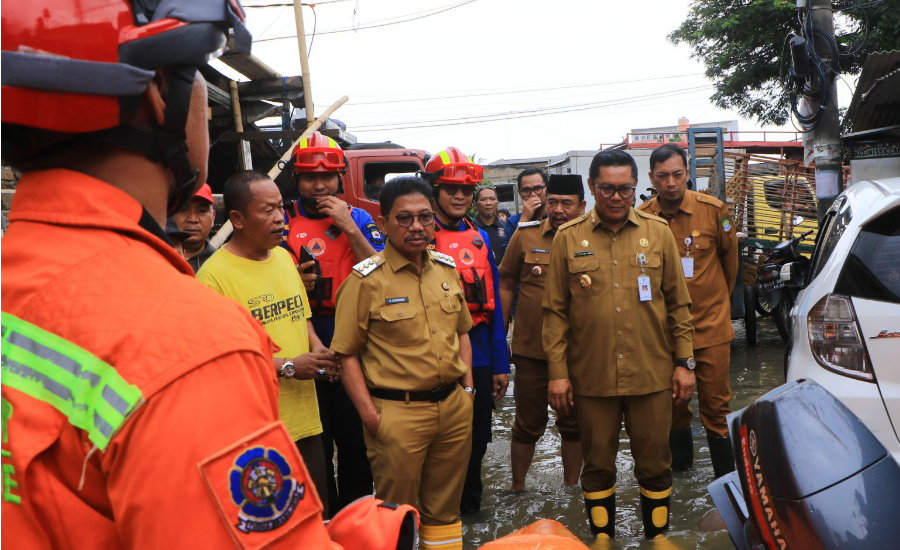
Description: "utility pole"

(801, 0), (843, 224)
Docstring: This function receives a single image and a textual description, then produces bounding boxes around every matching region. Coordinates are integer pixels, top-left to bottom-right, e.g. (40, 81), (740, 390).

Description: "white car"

(786, 176), (900, 463)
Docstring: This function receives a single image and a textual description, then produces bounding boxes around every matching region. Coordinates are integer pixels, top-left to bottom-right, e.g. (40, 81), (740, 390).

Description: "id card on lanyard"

(681, 236), (694, 278)
(637, 253), (652, 301)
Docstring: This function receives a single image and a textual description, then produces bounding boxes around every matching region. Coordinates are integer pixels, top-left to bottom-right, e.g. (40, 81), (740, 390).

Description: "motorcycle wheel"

(755, 287), (774, 316)
(774, 293), (794, 344)
(744, 285), (757, 346)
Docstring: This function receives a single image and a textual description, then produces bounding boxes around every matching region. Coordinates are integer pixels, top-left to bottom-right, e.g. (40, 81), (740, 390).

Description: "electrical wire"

(349, 86), (710, 132)
(253, 0), (478, 42)
(307, 4), (317, 57)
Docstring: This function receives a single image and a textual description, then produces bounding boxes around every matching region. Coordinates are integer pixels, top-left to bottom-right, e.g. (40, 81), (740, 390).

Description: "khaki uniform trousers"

(511, 355), (580, 444)
(576, 389), (672, 492)
(364, 386), (473, 526)
(671, 342), (732, 437)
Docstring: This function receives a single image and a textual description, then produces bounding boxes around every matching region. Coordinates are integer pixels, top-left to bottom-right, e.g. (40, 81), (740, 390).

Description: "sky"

(233, 0), (852, 164)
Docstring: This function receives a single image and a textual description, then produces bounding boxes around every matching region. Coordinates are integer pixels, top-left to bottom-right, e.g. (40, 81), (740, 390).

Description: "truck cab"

(341, 144), (428, 219)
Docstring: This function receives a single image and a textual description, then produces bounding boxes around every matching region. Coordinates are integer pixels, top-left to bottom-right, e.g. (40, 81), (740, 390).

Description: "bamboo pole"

(209, 95), (349, 248)
(293, 0), (315, 126)
(229, 80), (253, 171)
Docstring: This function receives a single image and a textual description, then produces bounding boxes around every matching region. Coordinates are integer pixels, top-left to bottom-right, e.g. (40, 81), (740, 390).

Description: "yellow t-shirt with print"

(197, 246), (322, 441)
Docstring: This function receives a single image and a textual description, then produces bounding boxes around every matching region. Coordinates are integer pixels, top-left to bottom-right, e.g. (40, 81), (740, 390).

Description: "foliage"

(670, 0), (900, 126)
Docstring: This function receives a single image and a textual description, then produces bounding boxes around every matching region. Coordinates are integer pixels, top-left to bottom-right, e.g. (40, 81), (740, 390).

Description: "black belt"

(369, 383), (457, 403)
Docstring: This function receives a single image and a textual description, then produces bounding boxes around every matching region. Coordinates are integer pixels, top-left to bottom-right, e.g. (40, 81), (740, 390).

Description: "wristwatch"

(675, 358), (696, 371)
(280, 360), (296, 379)
(463, 386), (476, 397)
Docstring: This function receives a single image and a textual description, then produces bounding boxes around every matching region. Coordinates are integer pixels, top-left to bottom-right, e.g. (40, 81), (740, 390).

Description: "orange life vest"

(285, 202), (357, 313)
(432, 218), (495, 326)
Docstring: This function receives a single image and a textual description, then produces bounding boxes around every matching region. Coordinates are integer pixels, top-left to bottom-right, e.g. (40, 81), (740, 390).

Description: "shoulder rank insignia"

(430, 250), (457, 268)
(352, 255), (385, 277)
(518, 220), (541, 227)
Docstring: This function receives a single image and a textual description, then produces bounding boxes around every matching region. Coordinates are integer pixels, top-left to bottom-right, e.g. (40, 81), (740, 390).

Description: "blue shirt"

(434, 218), (510, 375)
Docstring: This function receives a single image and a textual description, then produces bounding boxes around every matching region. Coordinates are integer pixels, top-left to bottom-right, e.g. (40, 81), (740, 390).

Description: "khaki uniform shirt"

(498, 218), (554, 360)
(638, 190), (739, 348)
(331, 241), (474, 391)
(542, 207), (693, 397)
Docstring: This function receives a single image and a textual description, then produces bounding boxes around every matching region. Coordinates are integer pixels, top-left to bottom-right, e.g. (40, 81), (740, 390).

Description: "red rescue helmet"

(422, 147), (483, 187)
(1, 0), (251, 212)
(291, 132), (346, 174)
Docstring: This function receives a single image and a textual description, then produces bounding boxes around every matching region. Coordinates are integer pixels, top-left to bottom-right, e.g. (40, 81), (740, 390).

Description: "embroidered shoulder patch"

(199, 422), (322, 550)
(721, 217), (732, 232)
(365, 222), (384, 245)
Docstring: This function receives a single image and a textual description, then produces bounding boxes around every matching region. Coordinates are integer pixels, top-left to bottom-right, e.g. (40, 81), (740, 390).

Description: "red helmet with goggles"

(291, 132), (346, 174)
(423, 147), (483, 187)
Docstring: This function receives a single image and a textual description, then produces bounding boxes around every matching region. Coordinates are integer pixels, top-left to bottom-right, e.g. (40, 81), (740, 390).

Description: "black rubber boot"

(639, 486), (671, 540)
(669, 428), (694, 471)
(583, 486), (616, 539)
(707, 433), (736, 479)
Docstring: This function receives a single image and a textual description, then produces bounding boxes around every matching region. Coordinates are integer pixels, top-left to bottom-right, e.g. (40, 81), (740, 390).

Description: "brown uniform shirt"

(331, 241), (474, 391)
(542, 207), (693, 397)
(638, 190), (739, 348)
(498, 218), (554, 360)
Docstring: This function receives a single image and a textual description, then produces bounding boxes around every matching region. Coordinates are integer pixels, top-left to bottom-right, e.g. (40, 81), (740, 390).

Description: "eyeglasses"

(394, 211), (436, 227)
(592, 183), (637, 199)
(440, 184), (475, 197)
(519, 185), (546, 197)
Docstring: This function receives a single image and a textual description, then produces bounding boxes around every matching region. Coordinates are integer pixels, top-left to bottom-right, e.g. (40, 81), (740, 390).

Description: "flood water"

(462, 315), (788, 549)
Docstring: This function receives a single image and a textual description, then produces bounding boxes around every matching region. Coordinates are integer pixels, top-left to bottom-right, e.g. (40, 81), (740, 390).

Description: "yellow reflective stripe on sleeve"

(0, 312), (144, 451)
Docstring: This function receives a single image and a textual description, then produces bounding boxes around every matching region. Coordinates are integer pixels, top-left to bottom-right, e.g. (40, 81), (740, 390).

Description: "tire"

(755, 287), (774, 316)
(744, 285), (757, 346)
(773, 293), (794, 344)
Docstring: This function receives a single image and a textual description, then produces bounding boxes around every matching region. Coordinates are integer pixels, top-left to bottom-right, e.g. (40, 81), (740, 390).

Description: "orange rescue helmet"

(422, 147), (483, 187)
(291, 131), (346, 174)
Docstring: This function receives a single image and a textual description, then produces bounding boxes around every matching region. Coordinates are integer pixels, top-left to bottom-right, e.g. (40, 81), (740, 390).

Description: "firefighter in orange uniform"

(0, 1), (383, 548)
(421, 147), (511, 514)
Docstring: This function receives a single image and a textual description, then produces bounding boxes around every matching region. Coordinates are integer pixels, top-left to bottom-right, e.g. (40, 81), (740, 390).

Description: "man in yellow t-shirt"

(197, 170), (340, 515)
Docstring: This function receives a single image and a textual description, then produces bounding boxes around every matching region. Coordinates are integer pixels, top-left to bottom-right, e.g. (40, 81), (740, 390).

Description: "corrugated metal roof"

(846, 51), (900, 132)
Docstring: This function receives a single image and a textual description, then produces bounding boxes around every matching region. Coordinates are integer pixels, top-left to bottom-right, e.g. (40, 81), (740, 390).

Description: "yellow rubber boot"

(639, 485), (671, 540)
(583, 485), (616, 539)
(419, 521), (463, 550)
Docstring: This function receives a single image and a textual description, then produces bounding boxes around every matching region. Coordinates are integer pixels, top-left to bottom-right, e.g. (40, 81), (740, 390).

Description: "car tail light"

(807, 294), (874, 381)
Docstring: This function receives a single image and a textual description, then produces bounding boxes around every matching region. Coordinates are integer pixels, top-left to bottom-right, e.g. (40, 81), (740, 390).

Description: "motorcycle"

(755, 221), (813, 343)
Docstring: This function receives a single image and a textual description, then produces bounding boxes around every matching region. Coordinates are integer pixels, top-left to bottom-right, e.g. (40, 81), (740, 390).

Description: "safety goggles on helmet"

(292, 132), (346, 173)
(434, 163), (483, 186)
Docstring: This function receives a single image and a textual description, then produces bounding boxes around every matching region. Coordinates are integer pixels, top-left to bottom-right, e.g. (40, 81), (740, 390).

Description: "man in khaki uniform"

(543, 150), (695, 540)
(499, 174), (585, 491)
(332, 176), (475, 550)
(637, 143), (739, 478)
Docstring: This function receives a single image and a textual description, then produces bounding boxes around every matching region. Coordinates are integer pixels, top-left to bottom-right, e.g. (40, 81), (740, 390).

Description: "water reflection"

(463, 317), (787, 549)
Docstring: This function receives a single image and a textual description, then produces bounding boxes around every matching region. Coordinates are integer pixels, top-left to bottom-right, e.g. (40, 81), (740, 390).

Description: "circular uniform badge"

(532, 266), (542, 276)
(459, 248), (475, 265)
(229, 447), (304, 533)
(307, 238), (326, 256)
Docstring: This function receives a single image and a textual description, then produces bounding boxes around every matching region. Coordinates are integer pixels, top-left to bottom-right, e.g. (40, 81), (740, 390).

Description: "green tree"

(670, 0), (900, 126)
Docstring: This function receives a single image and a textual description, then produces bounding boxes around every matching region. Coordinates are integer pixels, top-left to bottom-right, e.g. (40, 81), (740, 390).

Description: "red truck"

(340, 143), (428, 219)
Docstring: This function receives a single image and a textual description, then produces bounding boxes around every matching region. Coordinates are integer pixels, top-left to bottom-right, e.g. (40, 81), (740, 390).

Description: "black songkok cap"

(547, 174), (584, 196)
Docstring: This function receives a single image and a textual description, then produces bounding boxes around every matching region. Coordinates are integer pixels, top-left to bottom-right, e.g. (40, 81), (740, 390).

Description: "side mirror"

(781, 261), (809, 289)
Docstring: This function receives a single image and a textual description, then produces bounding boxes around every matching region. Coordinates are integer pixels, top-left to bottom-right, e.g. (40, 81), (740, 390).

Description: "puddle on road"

(463, 316), (787, 549)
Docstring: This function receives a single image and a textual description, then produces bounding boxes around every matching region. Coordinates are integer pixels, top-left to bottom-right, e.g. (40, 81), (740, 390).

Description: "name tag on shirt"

(385, 297), (409, 305)
(681, 257), (694, 278)
(638, 275), (652, 301)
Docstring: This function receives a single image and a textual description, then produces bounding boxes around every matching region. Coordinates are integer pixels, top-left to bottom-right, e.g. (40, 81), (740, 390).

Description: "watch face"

(282, 364), (296, 378)
(687, 358), (696, 370)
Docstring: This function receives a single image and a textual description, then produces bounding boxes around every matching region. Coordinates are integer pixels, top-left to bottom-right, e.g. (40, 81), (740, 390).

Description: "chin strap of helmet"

(95, 66), (199, 216)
